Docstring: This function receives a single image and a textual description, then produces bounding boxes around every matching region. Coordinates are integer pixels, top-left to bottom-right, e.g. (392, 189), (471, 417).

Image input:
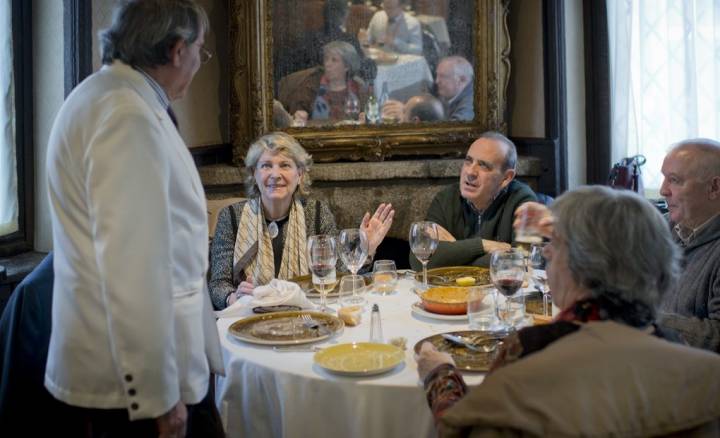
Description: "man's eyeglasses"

(199, 45), (212, 64)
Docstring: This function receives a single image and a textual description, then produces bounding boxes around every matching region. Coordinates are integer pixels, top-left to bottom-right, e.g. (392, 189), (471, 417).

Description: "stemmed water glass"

(490, 249), (526, 328)
(529, 243), (550, 316)
(307, 234), (337, 313)
(409, 221), (439, 291)
(338, 228), (369, 306)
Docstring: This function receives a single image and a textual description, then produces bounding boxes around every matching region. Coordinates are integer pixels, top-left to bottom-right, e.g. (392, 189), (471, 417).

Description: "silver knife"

(441, 334), (497, 353)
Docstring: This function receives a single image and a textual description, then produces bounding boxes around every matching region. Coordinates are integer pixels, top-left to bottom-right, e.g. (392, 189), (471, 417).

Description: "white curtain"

(0, 0), (18, 236)
(608, 0), (720, 193)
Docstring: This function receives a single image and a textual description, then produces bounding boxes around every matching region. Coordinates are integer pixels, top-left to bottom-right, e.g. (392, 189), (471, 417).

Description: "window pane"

(0, 0), (18, 237)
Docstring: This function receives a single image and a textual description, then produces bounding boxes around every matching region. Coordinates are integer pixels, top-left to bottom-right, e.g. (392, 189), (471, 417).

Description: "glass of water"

(467, 285), (500, 330)
(372, 259), (398, 295)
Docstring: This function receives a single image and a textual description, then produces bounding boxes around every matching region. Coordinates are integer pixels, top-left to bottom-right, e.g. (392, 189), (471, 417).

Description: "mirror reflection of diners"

(272, 0), (475, 128)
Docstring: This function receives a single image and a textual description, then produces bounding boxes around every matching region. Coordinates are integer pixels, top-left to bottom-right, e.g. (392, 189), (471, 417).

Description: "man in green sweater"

(410, 132), (537, 269)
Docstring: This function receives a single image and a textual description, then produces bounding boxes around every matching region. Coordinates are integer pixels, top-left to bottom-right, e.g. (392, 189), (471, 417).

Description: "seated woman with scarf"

(209, 132), (394, 310)
(415, 186), (720, 437)
(279, 40), (367, 126)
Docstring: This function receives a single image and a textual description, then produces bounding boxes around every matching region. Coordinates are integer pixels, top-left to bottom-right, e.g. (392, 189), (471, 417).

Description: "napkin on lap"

(215, 279), (314, 319)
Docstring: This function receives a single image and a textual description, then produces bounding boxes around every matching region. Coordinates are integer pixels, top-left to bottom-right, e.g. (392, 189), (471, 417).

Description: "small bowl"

(420, 287), (469, 315)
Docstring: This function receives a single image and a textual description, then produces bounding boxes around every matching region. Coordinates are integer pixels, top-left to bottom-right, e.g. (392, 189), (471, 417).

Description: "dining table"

(368, 52), (434, 103)
(214, 274), (546, 438)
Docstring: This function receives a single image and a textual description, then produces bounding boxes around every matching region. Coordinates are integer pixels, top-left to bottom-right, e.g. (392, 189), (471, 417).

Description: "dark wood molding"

(542, 0), (568, 195)
(512, 136), (558, 197)
(1, 0), (34, 256)
(583, 0), (611, 184)
(63, 0), (93, 97)
(190, 143), (234, 167)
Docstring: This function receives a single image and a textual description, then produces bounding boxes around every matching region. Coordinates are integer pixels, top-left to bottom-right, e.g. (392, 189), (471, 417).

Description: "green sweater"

(410, 180), (537, 269)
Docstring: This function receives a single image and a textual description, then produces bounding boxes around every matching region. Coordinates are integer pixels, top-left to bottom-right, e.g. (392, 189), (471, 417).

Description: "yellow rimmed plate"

(228, 311), (344, 346)
(413, 330), (510, 372)
(314, 342), (405, 376)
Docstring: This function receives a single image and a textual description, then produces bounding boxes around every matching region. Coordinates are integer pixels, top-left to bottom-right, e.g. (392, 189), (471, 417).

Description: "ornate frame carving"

(229, 0), (510, 164)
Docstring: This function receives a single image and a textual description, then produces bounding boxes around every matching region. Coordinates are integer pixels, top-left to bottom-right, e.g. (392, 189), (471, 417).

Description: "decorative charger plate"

(410, 302), (466, 321)
(415, 266), (492, 287)
(413, 330), (510, 372)
(228, 311), (344, 346)
(314, 342), (405, 376)
(292, 274), (371, 298)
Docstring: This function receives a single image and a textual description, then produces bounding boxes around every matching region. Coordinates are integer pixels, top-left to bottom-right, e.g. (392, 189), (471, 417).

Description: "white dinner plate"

(410, 302), (467, 321)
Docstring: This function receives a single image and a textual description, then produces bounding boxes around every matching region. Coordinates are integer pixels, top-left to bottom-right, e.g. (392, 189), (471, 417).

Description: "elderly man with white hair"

(656, 138), (720, 353)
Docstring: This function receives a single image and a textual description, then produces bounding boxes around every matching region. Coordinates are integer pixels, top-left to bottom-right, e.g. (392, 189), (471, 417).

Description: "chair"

(536, 193), (554, 206)
(346, 4), (375, 38)
(0, 253), (58, 432)
(421, 28), (441, 79)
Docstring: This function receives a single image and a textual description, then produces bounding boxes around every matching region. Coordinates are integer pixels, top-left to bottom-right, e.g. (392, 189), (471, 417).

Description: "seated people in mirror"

(278, 41), (368, 127)
(402, 94), (445, 122)
(364, 0), (422, 55)
(382, 56), (473, 122)
(209, 132), (395, 310)
(416, 185), (720, 437)
(409, 132), (536, 270)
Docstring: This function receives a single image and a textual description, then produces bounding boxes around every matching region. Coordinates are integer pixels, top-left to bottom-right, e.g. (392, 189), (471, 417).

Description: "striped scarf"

(233, 197), (309, 286)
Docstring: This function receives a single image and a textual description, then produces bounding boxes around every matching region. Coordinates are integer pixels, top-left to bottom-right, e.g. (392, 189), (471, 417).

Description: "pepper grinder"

(369, 304), (384, 343)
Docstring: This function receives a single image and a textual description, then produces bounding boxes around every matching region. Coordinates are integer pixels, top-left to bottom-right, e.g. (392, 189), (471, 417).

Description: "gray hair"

(669, 138), (720, 180)
(478, 131), (517, 171)
(100, 0), (209, 68)
(243, 132), (313, 197)
(323, 41), (361, 76)
(551, 186), (681, 325)
(441, 56), (474, 81)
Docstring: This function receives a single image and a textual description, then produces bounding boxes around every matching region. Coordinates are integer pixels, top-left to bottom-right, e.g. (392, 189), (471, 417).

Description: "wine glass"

(409, 221), (439, 291)
(338, 228), (369, 306)
(490, 249), (526, 328)
(529, 243), (550, 316)
(307, 234), (337, 313)
(344, 94), (360, 121)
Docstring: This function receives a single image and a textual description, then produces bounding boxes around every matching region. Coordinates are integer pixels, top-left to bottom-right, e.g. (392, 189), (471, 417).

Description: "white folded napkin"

(215, 279), (315, 319)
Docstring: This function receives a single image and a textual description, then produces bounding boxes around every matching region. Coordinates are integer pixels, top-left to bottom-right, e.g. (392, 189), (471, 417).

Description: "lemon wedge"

(455, 276), (476, 286)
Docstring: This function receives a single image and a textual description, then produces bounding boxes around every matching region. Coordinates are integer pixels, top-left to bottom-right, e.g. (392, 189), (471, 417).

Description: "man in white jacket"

(45, 1), (223, 436)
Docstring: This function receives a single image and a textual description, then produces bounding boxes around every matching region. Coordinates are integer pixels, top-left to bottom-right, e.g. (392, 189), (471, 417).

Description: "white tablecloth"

(373, 54), (433, 102)
(215, 276), (489, 438)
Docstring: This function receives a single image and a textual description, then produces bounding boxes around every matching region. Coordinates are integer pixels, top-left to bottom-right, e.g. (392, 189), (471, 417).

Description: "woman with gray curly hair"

(415, 186), (720, 436)
(209, 132), (394, 309)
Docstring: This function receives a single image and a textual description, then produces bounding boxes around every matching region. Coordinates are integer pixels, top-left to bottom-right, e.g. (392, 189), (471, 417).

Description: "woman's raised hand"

(360, 203), (395, 256)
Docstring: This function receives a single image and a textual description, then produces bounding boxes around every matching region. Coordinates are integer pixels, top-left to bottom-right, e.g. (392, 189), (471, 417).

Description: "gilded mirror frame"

(229, 0), (510, 164)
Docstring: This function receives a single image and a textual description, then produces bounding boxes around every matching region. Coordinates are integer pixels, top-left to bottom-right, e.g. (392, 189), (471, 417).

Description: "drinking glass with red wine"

(490, 249), (526, 328)
(307, 234), (337, 313)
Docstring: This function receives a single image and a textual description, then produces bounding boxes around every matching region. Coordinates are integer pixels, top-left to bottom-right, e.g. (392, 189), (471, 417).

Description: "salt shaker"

(369, 304), (384, 343)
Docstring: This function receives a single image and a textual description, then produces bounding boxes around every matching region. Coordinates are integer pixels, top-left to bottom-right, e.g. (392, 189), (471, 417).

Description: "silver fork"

(301, 314), (320, 330)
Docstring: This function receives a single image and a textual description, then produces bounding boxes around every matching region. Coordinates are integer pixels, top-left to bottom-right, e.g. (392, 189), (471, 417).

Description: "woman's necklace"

(266, 214), (288, 239)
